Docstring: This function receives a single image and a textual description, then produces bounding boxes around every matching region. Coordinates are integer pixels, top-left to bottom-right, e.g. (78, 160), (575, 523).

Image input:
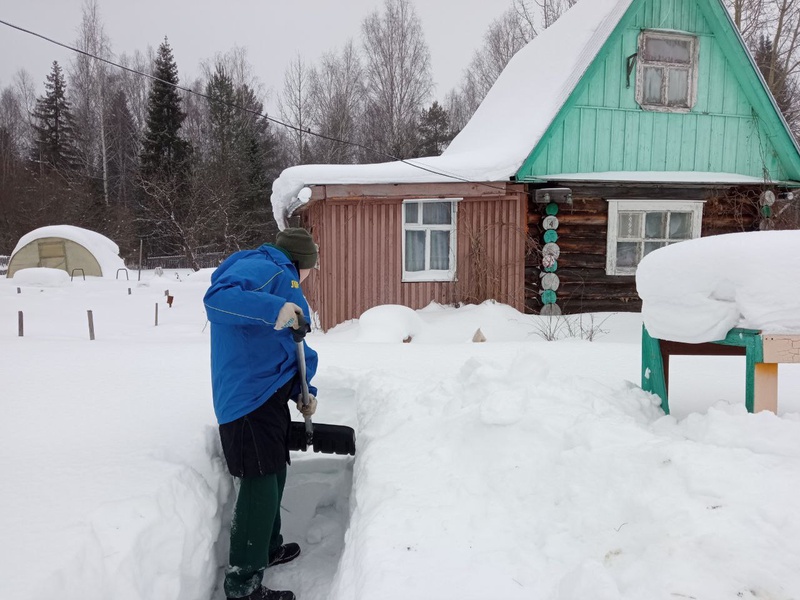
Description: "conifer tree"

(31, 61), (80, 175)
(140, 38), (190, 179)
(415, 101), (453, 157)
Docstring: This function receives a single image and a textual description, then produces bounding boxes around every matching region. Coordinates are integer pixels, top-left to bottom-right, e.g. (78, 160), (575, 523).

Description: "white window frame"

(636, 30), (699, 112)
(402, 198), (459, 282)
(606, 199), (704, 276)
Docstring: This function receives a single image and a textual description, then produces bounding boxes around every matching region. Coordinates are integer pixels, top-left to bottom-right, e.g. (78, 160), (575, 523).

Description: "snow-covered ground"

(2, 268), (800, 599)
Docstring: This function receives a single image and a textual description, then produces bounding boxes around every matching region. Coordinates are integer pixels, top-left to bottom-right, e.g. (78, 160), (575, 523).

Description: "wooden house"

(271, 0), (800, 331)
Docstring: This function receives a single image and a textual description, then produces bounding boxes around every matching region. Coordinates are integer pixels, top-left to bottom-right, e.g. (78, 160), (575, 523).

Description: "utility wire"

(0, 17), (511, 193)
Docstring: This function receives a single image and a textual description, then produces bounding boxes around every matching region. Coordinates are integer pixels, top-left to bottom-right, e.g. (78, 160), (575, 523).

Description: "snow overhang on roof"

(270, 0), (634, 229)
(529, 171), (800, 187)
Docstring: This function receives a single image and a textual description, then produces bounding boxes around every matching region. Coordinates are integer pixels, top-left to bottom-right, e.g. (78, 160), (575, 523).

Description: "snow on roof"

(270, 0), (633, 228)
(636, 230), (800, 343)
(11, 225), (127, 277)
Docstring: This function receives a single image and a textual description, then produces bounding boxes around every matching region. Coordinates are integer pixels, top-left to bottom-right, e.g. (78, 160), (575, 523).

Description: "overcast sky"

(0, 0), (510, 110)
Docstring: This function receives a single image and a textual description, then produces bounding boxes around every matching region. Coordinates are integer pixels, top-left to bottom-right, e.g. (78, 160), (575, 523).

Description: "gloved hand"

(275, 302), (303, 330)
(296, 394), (317, 418)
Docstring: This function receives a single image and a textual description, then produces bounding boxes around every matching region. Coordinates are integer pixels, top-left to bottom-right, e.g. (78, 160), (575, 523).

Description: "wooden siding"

(517, 0), (790, 182)
(525, 183), (761, 314)
(301, 186), (528, 331)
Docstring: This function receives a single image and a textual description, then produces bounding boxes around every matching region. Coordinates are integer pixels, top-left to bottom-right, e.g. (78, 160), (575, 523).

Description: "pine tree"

(415, 101), (453, 157)
(31, 61), (80, 175)
(140, 38), (190, 179)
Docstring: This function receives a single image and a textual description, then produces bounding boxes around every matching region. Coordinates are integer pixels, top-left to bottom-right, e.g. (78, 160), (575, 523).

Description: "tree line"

(1, 0), (798, 267)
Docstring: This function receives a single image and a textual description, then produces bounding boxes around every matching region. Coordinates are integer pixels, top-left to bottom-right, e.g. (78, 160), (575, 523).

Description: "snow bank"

(636, 230), (800, 342)
(12, 266), (71, 287)
(356, 305), (424, 342)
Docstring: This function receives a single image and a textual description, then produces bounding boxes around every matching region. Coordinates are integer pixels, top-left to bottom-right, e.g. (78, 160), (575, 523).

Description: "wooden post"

(155, 302), (159, 326)
(18, 311), (23, 337)
(17, 287), (21, 294)
(753, 363), (778, 413)
(138, 238), (143, 282)
(128, 288), (131, 295)
(87, 310), (95, 341)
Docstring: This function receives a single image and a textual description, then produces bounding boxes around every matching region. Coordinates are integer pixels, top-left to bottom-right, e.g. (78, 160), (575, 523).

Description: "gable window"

(636, 30), (698, 111)
(606, 200), (703, 275)
(402, 199), (458, 282)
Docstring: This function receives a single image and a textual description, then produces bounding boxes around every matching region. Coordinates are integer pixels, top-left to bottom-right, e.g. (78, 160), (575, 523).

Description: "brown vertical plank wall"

(301, 185), (527, 331)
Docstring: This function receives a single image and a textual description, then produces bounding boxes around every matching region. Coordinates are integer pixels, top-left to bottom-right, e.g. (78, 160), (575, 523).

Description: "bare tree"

(117, 49), (152, 134)
(310, 40), (365, 164)
(278, 54), (317, 164)
(69, 0), (113, 204)
(361, 0), (433, 161)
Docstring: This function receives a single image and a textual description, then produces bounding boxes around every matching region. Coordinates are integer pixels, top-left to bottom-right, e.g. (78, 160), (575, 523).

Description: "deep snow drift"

(2, 271), (800, 600)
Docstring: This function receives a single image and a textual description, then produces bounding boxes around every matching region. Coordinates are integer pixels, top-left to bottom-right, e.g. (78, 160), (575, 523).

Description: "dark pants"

(220, 378), (296, 598)
(224, 469), (287, 598)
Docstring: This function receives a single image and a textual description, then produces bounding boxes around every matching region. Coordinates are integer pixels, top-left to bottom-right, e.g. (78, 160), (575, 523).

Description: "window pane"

(667, 69), (689, 106)
(643, 67), (663, 104)
(618, 212), (642, 239)
(430, 231), (450, 270)
(669, 212), (692, 239)
(405, 230), (425, 272)
(645, 212), (667, 238)
(617, 242), (639, 268)
(422, 202), (452, 225)
(644, 241), (666, 257)
(404, 202), (419, 224)
(644, 37), (691, 63)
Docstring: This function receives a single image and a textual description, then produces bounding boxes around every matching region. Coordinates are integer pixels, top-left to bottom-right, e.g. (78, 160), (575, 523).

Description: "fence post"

(18, 311), (23, 337)
(87, 310), (95, 341)
(155, 302), (159, 326)
(17, 287), (21, 294)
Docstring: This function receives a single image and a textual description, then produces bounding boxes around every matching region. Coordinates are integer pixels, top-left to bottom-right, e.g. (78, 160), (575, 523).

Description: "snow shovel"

(287, 313), (356, 456)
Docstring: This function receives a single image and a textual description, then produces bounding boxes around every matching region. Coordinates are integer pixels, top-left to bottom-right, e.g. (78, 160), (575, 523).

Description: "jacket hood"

(211, 244), (294, 285)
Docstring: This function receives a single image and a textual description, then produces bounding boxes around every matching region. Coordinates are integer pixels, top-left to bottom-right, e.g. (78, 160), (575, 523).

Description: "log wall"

(525, 184), (762, 314)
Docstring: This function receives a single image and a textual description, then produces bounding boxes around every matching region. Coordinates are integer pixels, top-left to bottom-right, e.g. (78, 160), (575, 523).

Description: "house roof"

(271, 0), (800, 227)
(271, 0), (633, 226)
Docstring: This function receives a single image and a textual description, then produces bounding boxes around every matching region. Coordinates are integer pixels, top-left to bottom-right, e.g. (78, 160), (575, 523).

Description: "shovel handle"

(293, 311), (314, 442)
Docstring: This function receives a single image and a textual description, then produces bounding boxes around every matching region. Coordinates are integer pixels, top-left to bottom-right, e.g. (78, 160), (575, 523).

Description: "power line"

(0, 17), (510, 193)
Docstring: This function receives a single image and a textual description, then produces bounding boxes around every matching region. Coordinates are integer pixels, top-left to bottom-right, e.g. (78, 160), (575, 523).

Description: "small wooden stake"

(155, 302), (159, 326)
(128, 287), (132, 295)
(87, 310), (95, 341)
(18, 311), (23, 337)
(17, 287), (21, 294)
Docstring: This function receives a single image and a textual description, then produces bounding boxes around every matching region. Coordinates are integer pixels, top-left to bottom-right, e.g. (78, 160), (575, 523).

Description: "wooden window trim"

(402, 198), (460, 282)
(605, 199), (704, 276)
(635, 30), (699, 113)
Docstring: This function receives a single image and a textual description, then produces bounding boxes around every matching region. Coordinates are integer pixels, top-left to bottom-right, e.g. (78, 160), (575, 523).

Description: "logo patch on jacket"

(291, 280), (300, 288)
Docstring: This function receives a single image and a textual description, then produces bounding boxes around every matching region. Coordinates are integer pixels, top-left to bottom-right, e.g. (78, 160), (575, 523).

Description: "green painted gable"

(515, 0), (800, 183)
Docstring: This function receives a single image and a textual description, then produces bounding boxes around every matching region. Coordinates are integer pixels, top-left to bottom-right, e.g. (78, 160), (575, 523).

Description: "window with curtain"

(402, 199), (458, 282)
(636, 30), (698, 111)
(606, 200), (704, 275)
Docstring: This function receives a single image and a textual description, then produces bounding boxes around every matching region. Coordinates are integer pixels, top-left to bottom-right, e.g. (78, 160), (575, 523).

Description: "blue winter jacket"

(203, 244), (318, 425)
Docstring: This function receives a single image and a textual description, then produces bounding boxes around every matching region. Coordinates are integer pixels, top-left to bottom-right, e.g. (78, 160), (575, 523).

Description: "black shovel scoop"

(287, 313), (356, 456)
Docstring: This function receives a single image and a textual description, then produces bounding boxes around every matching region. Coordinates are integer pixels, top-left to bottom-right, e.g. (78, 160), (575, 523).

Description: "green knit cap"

(276, 227), (318, 269)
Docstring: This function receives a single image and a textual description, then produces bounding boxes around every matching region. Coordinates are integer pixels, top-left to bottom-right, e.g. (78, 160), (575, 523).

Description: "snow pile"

(637, 230), (800, 342)
(356, 305), (424, 342)
(270, 0), (632, 227)
(12, 266), (71, 286)
(11, 225), (127, 277)
(3, 272), (800, 600)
